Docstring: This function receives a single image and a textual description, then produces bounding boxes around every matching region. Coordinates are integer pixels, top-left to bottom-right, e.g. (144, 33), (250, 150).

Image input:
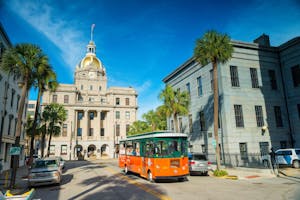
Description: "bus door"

(118, 141), (126, 168)
(141, 141), (147, 176)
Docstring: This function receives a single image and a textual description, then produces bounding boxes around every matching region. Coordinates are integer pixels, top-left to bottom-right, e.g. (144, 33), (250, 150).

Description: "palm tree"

(159, 85), (190, 132)
(0, 43), (46, 187)
(42, 103), (67, 157)
(194, 30), (233, 170)
(29, 64), (58, 164)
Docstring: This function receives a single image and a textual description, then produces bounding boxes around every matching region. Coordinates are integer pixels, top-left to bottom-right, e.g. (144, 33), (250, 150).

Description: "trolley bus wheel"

(124, 166), (128, 174)
(147, 171), (154, 182)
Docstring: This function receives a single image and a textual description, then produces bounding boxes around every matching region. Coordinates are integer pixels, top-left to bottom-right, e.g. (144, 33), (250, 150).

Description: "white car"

(262, 148), (300, 168)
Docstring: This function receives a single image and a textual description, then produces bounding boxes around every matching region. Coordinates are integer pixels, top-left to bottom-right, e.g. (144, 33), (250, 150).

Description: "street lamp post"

(113, 121), (116, 159)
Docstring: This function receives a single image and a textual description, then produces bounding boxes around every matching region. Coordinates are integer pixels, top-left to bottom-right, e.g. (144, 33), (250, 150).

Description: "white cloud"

(135, 80), (152, 94)
(6, 0), (86, 70)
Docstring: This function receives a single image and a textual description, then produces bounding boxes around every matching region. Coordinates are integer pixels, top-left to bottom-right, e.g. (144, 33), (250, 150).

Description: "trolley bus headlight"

(156, 165), (160, 169)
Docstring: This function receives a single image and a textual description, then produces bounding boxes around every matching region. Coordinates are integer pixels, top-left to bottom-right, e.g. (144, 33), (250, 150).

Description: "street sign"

(9, 147), (21, 155)
(212, 139), (216, 148)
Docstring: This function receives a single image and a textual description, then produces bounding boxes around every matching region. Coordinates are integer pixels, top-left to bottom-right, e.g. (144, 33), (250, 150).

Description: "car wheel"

(263, 160), (269, 168)
(147, 171), (154, 182)
(293, 160), (300, 168)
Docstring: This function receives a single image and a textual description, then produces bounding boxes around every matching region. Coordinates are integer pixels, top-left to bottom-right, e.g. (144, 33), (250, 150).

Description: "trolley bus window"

(119, 142), (126, 155)
(145, 142), (153, 157)
(168, 140), (179, 153)
(126, 141), (133, 155)
(181, 139), (187, 156)
(132, 142), (140, 156)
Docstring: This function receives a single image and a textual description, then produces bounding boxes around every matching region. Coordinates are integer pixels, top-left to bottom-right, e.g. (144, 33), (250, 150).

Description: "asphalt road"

(33, 159), (300, 200)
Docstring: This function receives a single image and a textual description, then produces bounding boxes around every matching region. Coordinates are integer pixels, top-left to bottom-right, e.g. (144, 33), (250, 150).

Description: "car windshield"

(190, 154), (207, 160)
(295, 150), (300, 155)
(33, 160), (58, 168)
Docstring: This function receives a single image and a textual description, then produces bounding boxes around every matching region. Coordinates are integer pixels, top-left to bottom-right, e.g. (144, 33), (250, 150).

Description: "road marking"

(104, 167), (171, 200)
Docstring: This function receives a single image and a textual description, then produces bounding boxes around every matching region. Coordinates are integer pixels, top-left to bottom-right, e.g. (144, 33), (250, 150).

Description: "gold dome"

(80, 55), (102, 69)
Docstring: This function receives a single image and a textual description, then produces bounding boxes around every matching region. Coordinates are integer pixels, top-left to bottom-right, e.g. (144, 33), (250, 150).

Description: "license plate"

(170, 159), (180, 167)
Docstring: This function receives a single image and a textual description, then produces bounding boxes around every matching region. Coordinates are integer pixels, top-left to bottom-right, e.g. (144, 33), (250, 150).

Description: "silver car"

(188, 153), (210, 175)
(28, 158), (62, 187)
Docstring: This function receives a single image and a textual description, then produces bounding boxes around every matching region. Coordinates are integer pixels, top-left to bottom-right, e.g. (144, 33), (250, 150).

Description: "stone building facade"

(0, 23), (27, 171)
(41, 39), (138, 160)
(163, 34), (300, 167)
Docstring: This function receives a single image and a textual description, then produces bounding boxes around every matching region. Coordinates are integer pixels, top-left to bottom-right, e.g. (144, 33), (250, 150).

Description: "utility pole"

(113, 121), (116, 159)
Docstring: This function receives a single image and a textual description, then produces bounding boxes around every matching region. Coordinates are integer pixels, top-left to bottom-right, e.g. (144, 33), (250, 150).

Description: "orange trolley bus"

(119, 131), (189, 182)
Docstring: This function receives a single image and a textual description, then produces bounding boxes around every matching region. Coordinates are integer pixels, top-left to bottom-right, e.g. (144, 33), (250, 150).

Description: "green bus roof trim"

(121, 131), (188, 142)
(126, 130), (173, 138)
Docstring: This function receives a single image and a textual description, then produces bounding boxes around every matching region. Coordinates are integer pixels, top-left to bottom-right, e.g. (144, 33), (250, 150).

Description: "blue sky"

(1, 0), (299, 119)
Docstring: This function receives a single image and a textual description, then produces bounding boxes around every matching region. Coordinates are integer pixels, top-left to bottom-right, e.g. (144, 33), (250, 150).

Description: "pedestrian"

(269, 147), (279, 176)
(269, 148), (276, 168)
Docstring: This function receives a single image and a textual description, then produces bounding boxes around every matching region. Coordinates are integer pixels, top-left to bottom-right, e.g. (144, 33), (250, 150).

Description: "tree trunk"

(10, 81), (28, 188)
(47, 132), (52, 157)
(173, 113), (179, 132)
(47, 122), (54, 157)
(29, 88), (42, 165)
(213, 60), (221, 170)
(41, 132), (46, 157)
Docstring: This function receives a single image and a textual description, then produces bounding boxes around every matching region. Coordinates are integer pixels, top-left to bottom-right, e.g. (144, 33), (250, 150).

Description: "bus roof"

(120, 131), (188, 141)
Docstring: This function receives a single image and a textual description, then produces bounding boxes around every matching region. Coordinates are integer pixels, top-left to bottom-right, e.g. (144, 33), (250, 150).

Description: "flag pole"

(91, 24), (95, 41)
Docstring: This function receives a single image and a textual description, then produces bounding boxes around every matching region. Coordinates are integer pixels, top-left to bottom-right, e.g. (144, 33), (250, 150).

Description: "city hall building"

(163, 34), (300, 167)
(41, 38), (138, 160)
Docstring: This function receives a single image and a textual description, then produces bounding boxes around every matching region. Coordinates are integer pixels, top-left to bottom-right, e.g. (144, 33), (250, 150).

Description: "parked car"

(262, 148), (300, 168)
(188, 153), (211, 175)
(28, 157), (62, 187)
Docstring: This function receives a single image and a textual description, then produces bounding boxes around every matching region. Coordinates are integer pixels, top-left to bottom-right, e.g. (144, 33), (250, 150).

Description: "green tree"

(127, 120), (151, 136)
(0, 43), (46, 188)
(194, 30), (233, 170)
(29, 63), (58, 163)
(142, 110), (159, 131)
(159, 85), (190, 132)
(155, 106), (167, 130)
(42, 103), (67, 157)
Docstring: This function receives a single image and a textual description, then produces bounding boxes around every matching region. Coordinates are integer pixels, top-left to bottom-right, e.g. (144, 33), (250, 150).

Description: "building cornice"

(278, 37), (300, 51)
(163, 37), (300, 83)
(0, 22), (12, 47)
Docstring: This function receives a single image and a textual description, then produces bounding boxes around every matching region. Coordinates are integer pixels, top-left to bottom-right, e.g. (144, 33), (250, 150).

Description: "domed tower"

(74, 27), (107, 95)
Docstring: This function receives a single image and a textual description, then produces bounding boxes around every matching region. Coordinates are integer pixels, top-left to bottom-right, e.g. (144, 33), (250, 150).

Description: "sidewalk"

(209, 164), (277, 180)
(0, 165), (29, 194)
